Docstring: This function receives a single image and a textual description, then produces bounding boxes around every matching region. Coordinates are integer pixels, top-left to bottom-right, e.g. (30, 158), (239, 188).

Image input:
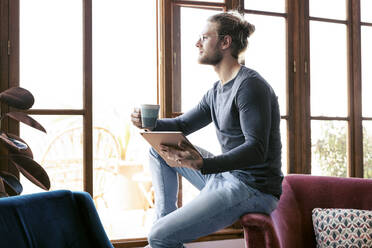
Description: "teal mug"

(140, 104), (160, 129)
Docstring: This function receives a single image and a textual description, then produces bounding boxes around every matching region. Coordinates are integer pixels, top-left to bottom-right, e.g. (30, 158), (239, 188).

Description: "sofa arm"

(240, 213), (280, 248)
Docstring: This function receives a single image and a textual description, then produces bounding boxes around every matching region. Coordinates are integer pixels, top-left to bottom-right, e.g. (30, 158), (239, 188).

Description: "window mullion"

(225, 0), (243, 11)
(290, 0), (311, 174)
(83, 0), (93, 195)
(0, 0), (11, 175)
(8, 0), (22, 178)
(348, 0), (363, 177)
(5, 0), (19, 140)
(302, 0), (311, 174)
(159, 0), (173, 118)
(172, 5), (181, 114)
(286, 0), (295, 174)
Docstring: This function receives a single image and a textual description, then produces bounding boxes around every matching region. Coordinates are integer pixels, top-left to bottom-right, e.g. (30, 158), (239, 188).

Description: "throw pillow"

(312, 208), (372, 248)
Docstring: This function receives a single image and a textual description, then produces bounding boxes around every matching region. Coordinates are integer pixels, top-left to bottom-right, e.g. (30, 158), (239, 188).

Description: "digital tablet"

(140, 131), (199, 167)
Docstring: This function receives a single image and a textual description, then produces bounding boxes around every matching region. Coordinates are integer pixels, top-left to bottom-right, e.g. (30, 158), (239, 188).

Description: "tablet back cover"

(140, 131), (195, 167)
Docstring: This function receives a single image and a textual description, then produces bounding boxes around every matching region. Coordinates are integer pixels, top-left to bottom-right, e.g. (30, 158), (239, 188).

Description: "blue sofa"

(0, 190), (113, 248)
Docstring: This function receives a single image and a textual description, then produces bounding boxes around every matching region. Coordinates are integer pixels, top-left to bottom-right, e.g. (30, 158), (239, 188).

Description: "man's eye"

(202, 36), (207, 41)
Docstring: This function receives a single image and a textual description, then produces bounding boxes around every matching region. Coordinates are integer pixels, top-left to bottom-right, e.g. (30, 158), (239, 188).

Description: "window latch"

(7, 40), (11, 55)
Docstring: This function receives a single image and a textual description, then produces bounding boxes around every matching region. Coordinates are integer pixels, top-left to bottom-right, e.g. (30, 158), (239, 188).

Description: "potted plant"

(0, 87), (50, 197)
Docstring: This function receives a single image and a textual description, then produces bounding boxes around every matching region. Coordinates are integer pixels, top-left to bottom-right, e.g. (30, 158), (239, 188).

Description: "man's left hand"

(159, 141), (203, 170)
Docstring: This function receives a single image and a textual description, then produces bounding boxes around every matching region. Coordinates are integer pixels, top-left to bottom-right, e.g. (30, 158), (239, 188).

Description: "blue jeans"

(147, 147), (278, 248)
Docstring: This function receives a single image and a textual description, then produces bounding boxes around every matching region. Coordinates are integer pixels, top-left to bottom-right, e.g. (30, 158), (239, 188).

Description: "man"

(131, 11), (282, 248)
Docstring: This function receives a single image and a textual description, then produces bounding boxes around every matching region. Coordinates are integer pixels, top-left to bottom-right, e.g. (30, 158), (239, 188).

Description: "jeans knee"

(148, 223), (165, 247)
(148, 222), (184, 248)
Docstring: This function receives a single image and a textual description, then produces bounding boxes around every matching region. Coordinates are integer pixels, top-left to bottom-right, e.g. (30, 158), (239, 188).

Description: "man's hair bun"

(208, 11), (255, 59)
(243, 21), (255, 38)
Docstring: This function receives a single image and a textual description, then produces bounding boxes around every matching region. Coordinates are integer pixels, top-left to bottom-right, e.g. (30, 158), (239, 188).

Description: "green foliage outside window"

(363, 128), (372, 178)
(313, 122), (347, 177)
(313, 122), (372, 178)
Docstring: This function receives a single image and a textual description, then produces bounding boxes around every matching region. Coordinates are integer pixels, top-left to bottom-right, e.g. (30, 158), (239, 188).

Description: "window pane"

(180, 9), (224, 207)
(181, 7), (221, 112)
(244, 15), (287, 115)
(182, 177), (199, 206)
(311, 120), (347, 177)
(362, 26), (372, 117)
(20, 0), (83, 109)
(309, 0), (347, 20)
(310, 21), (347, 117)
(92, 0), (157, 239)
(20, 115), (83, 194)
(244, 0), (286, 13)
(281, 119), (287, 175)
(361, 0), (372, 23)
(363, 121), (372, 178)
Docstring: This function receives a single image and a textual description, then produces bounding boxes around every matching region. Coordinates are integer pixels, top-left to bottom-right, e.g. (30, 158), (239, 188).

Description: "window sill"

(111, 228), (244, 248)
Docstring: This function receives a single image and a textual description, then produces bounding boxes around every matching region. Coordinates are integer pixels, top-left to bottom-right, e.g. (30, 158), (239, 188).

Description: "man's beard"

(198, 47), (223, 65)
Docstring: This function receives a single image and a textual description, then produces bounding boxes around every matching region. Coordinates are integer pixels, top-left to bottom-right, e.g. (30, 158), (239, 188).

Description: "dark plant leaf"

(0, 132), (28, 153)
(4, 183), (19, 196)
(6, 133), (33, 158)
(9, 155), (50, 190)
(0, 87), (34, 110)
(0, 190), (8, 198)
(0, 171), (23, 196)
(6, 112), (46, 133)
(5, 157), (19, 173)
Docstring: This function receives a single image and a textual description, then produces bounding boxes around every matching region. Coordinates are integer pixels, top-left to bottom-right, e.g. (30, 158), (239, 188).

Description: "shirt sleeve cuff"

(201, 157), (221, 174)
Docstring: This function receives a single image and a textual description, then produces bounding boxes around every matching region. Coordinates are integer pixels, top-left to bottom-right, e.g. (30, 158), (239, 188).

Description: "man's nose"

(195, 39), (202, 48)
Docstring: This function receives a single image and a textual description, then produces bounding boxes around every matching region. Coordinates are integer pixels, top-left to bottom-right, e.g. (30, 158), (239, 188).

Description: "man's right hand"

(131, 107), (143, 129)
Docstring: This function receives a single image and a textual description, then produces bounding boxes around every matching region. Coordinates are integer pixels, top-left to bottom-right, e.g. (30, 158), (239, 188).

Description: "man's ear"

(220, 35), (233, 50)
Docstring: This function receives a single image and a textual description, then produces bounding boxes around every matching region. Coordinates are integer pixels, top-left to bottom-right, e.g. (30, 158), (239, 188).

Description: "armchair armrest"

(240, 213), (280, 248)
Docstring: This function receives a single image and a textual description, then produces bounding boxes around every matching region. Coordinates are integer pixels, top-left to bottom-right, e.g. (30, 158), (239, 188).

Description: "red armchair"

(240, 174), (372, 248)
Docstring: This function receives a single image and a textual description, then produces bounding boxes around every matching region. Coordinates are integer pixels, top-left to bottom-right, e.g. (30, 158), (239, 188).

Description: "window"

(19, 0), (85, 193)
(244, 0), (285, 13)
(179, 7), (223, 203)
(0, 0), (370, 247)
(172, 1), (289, 206)
(92, 0), (157, 238)
(307, 0), (368, 178)
(243, 2), (287, 174)
(170, 0), (371, 180)
(361, 0), (372, 178)
(17, 0), (158, 241)
(309, 1), (348, 176)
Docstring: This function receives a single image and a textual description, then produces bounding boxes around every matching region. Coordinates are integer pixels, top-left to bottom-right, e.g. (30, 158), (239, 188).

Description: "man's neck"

(214, 57), (241, 85)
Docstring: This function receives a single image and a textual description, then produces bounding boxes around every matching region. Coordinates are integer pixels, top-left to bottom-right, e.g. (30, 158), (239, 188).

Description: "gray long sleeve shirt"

(154, 66), (283, 198)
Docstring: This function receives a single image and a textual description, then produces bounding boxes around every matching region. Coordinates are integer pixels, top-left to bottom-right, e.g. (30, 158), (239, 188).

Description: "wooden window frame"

(167, 0), (369, 199)
(303, 0), (364, 177)
(0, 0), (369, 247)
(4, 0), (94, 193)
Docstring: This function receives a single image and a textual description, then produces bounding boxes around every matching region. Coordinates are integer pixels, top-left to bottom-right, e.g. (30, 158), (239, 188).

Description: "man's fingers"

(131, 116), (140, 122)
(131, 116), (142, 128)
(159, 144), (188, 161)
(174, 151), (192, 162)
(131, 112), (141, 118)
(178, 140), (192, 149)
(131, 109), (142, 128)
(159, 144), (170, 151)
(159, 143), (203, 170)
